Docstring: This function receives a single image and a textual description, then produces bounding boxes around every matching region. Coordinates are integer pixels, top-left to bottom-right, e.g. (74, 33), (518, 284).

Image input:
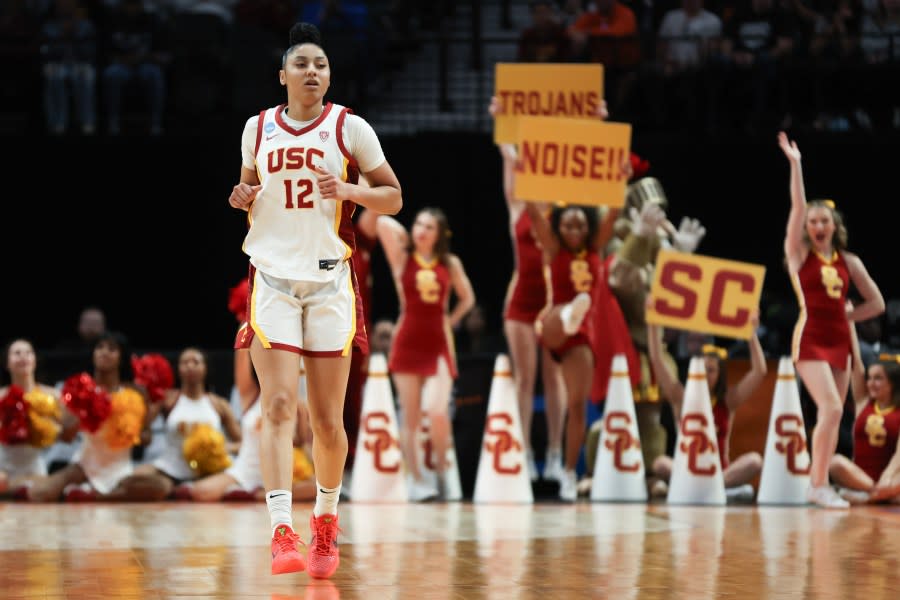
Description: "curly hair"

(550, 204), (598, 252)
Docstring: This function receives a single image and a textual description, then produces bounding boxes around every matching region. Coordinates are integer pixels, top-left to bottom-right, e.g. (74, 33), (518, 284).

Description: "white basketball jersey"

(243, 102), (360, 282)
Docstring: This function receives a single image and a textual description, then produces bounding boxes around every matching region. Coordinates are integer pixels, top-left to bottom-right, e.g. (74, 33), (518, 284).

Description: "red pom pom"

(131, 353), (174, 403)
(0, 385), (30, 444)
(228, 278), (250, 322)
(61, 373), (111, 433)
(630, 152), (650, 180)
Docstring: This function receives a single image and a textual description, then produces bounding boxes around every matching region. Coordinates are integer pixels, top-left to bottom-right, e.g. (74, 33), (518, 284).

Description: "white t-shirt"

(658, 9), (722, 67)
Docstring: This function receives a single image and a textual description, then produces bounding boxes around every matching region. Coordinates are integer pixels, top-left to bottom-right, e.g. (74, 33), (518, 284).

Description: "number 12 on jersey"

(284, 179), (314, 209)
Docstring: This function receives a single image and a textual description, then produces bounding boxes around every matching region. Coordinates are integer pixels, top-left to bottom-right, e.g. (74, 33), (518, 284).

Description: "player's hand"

(630, 202), (665, 238)
(316, 165), (349, 200)
(778, 131), (801, 163)
(229, 183), (261, 211)
(671, 216), (706, 254)
(595, 99), (609, 120)
(489, 95), (503, 118)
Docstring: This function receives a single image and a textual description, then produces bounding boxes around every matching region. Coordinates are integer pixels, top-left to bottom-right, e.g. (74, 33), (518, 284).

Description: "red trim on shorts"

(350, 263), (369, 355)
(253, 109), (266, 157)
(275, 102), (333, 136)
(300, 348), (345, 358)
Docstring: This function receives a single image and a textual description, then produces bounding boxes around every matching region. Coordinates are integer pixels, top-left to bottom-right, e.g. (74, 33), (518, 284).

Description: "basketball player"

(228, 22), (402, 577)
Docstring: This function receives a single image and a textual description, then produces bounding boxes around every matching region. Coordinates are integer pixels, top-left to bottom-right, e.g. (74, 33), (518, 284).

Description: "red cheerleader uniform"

(853, 401), (900, 482)
(504, 210), (548, 323)
(540, 248), (600, 361)
(791, 250), (851, 370)
(590, 254), (642, 402)
(388, 253), (458, 378)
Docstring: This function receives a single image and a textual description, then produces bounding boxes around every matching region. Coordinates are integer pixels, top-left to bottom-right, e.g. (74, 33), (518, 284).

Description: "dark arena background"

(2, 1), (900, 598)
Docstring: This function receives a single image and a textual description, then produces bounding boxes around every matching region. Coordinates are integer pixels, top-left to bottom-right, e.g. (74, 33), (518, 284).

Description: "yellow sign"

(494, 63), (604, 144)
(647, 250), (766, 340)
(513, 116), (631, 207)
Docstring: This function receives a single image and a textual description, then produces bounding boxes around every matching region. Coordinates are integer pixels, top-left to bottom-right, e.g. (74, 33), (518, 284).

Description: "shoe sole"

(271, 556), (307, 575)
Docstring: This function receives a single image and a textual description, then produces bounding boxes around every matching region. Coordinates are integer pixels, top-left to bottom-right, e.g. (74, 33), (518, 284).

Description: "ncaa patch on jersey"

(319, 131), (329, 142)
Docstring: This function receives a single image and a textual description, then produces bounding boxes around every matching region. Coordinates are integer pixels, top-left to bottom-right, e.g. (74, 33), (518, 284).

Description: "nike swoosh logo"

(269, 493), (287, 498)
(319, 488), (334, 494)
(266, 135), (279, 140)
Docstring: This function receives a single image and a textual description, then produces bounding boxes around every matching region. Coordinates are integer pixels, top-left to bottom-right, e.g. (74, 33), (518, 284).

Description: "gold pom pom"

(293, 446), (314, 482)
(183, 423), (232, 476)
(24, 390), (61, 448)
(102, 388), (147, 450)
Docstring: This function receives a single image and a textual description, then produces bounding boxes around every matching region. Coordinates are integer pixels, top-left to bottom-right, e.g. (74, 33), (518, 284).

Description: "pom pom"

(630, 152), (650, 180)
(24, 389), (61, 448)
(102, 388), (147, 450)
(0, 385), (30, 445)
(61, 373), (111, 434)
(183, 424), (232, 476)
(131, 353), (174, 403)
(293, 446), (314, 482)
(228, 278), (250, 322)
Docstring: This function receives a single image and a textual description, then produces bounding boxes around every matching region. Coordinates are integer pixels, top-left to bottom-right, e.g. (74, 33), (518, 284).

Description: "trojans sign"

(647, 250), (766, 340)
(513, 116), (631, 208)
(493, 63), (604, 144)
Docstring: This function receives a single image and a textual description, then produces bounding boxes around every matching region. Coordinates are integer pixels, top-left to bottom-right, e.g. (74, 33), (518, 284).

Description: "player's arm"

(375, 214), (409, 275)
(848, 319), (870, 417)
(726, 311), (768, 412)
(447, 254), (476, 330)
(778, 131), (807, 269)
(647, 320), (685, 420)
(524, 202), (558, 260)
(845, 252), (885, 323)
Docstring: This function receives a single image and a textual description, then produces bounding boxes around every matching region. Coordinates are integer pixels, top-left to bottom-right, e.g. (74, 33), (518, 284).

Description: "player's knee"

(747, 452), (763, 475)
(311, 417), (344, 446)
(265, 391), (296, 423)
(818, 403), (843, 427)
(652, 455), (671, 478)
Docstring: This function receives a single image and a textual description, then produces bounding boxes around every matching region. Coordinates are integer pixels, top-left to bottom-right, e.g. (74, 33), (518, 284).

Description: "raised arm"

(375, 214), (410, 275)
(725, 312), (768, 412)
(844, 252), (885, 323)
(524, 202), (558, 259)
(446, 254), (476, 329)
(647, 320), (685, 420)
(847, 317), (869, 417)
(778, 131), (808, 268)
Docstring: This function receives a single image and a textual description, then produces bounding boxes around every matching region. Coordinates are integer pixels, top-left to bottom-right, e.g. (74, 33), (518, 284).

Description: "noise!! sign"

(647, 250), (766, 340)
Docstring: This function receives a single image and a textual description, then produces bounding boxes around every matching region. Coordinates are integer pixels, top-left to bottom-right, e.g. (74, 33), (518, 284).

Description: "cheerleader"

(376, 208), (475, 501)
(830, 324), (900, 504)
(0, 339), (65, 493)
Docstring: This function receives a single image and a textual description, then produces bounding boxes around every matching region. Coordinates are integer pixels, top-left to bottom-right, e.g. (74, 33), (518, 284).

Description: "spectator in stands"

(859, 0), (900, 129)
(40, 0), (97, 135)
(455, 303), (505, 355)
(856, 314), (888, 369)
(101, 0), (169, 136)
(709, 0), (796, 133)
(568, 0), (640, 116)
(646, 0), (722, 127)
(518, 0), (571, 62)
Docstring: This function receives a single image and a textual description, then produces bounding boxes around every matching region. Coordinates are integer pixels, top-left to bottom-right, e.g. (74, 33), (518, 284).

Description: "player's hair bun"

(289, 22), (323, 48)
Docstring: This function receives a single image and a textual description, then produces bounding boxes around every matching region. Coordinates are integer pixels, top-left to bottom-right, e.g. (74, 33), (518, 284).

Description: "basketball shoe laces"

(274, 527), (303, 556)
(313, 516), (342, 556)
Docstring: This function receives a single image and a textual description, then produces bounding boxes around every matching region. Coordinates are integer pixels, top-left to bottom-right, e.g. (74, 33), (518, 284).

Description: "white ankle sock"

(313, 480), (341, 517)
(266, 489), (293, 533)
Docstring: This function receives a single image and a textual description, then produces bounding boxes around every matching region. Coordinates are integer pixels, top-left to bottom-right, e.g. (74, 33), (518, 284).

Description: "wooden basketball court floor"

(1, 501), (899, 599)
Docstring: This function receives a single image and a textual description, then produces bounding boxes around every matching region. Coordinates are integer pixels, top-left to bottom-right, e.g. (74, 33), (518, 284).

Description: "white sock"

(313, 480), (341, 517)
(266, 489), (293, 533)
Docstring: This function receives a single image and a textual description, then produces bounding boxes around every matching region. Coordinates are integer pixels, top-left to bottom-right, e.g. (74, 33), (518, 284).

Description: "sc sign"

(647, 250), (766, 340)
